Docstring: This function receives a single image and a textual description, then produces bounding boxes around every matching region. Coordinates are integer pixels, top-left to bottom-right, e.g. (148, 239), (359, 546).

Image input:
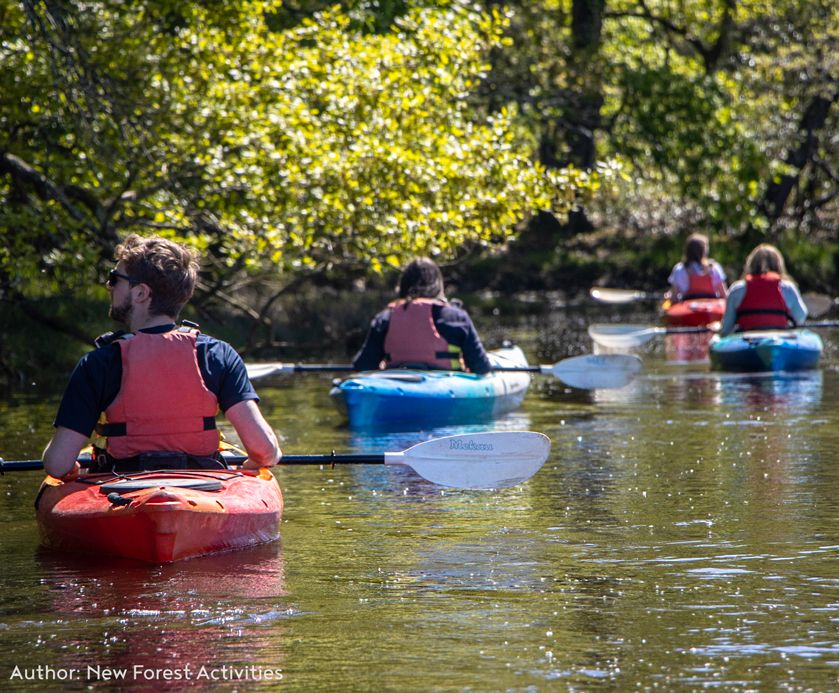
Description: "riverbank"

(4, 223), (836, 386)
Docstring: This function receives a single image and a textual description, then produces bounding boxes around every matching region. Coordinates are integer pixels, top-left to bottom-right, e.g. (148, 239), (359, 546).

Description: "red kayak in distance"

(661, 298), (726, 327)
(36, 468), (283, 563)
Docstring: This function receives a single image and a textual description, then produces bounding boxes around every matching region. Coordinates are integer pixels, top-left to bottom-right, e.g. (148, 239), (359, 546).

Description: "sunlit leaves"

(1, 0), (597, 305)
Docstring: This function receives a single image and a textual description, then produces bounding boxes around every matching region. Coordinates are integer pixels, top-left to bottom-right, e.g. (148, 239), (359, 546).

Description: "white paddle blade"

(246, 363), (295, 380)
(590, 288), (645, 304)
(803, 293), (834, 318)
(546, 354), (642, 389)
(385, 431), (551, 489)
(587, 324), (664, 348)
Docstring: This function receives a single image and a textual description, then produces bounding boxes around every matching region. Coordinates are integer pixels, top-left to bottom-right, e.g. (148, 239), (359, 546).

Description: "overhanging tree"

(1, 0), (606, 353)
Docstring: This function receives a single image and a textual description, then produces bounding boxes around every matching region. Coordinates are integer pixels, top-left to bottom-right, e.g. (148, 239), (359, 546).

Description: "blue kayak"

(709, 329), (823, 372)
(329, 346), (531, 429)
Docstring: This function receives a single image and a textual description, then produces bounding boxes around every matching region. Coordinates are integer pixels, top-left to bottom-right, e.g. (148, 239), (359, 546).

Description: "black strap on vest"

(94, 330), (129, 348)
(88, 450), (227, 474)
(95, 416), (217, 437)
(736, 307), (792, 317)
(435, 351), (461, 360)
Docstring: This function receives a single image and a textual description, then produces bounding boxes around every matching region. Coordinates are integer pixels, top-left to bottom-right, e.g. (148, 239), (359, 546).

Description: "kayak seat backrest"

(360, 372), (426, 382)
(98, 478), (224, 494)
(739, 330), (799, 341)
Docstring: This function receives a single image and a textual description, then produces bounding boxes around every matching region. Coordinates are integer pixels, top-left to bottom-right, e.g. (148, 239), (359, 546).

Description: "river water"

(3, 313), (839, 692)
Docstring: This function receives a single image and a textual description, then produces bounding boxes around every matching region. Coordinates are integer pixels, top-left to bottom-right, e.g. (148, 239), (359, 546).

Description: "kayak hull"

(709, 330), (823, 372)
(36, 468), (282, 563)
(329, 346), (531, 428)
(662, 298), (725, 327)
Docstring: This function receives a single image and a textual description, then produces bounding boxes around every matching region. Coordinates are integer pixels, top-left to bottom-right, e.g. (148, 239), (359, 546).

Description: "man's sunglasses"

(107, 269), (141, 287)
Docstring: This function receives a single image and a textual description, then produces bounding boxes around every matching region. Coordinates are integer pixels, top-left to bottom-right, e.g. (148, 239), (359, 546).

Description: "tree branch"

(606, 0), (735, 72)
(14, 292), (96, 346)
(0, 152), (86, 222)
(194, 279), (263, 321)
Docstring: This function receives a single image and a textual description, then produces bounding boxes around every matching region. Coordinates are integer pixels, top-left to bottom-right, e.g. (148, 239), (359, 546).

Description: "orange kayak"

(35, 468), (282, 563)
(661, 298), (725, 327)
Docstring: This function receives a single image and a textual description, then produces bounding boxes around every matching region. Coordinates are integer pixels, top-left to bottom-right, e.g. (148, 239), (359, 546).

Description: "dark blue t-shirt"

(352, 300), (492, 374)
(53, 324), (258, 437)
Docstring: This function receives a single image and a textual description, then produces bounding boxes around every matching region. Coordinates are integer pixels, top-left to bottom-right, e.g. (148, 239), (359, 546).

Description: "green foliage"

(1, 0), (601, 318)
(485, 0), (839, 268)
(266, 0), (412, 34)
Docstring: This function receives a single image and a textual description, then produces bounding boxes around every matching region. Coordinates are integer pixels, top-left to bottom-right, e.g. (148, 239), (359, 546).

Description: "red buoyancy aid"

(100, 328), (220, 459)
(684, 271), (718, 299)
(383, 299), (464, 370)
(735, 272), (792, 331)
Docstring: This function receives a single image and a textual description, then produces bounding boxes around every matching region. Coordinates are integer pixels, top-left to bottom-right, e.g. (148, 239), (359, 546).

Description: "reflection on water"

(3, 542), (289, 691)
(3, 313), (839, 692)
(664, 331), (713, 364)
(716, 368), (823, 411)
(346, 410), (533, 453)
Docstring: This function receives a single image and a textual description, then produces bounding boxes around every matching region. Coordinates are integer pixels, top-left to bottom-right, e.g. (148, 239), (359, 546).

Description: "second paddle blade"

(803, 293), (834, 318)
(246, 363), (286, 380)
(387, 431), (551, 489)
(548, 354), (643, 389)
(587, 324), (664, 348)
(590, 288), (645, 304)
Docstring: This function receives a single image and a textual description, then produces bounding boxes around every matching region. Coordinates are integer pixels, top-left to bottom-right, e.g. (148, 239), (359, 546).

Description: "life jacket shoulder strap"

(94, 331), (134, 348)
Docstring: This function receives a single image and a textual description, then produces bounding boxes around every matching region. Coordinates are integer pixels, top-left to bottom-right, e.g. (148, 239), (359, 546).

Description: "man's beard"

(109, 293), (133, 325)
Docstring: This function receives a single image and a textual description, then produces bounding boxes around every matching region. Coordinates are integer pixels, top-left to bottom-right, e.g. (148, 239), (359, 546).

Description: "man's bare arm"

(43, 426), (90, 479)
(224, 400), (281, 469)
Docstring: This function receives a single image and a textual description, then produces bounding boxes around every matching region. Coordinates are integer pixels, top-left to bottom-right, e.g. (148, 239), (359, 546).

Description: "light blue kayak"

(329, 346), (531, 429)
(709, 329), (823, 372)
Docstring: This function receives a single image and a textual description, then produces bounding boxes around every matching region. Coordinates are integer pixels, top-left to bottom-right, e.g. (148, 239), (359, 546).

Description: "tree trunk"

(538, 0), (606, 171)
(761, 94), (836, 221)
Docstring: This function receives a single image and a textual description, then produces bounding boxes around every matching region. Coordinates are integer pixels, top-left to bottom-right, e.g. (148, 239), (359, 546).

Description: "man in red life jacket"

(42, 235), (280, 479)
(352, 258), (493, 374)
(718, 243), (808, 336)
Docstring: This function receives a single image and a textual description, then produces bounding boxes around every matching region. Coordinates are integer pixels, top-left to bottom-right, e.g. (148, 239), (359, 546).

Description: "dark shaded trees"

(480, 0), (839, 283)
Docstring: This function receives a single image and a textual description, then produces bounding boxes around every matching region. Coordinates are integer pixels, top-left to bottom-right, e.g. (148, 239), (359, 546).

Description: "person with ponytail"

(667, 233), (728, 303)
(352, 258), (492, 374)
(719, 243), (808, 336)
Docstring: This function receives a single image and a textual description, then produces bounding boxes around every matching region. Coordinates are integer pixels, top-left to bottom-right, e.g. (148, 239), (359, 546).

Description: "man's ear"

(133, 283), (152, 304)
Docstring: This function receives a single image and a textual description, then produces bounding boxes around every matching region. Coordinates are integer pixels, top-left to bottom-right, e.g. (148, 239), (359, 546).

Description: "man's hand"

(60, 461), (81, 482)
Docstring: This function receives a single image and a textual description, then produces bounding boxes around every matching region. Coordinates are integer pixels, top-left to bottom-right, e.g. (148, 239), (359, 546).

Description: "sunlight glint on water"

(2, 319), (839, 691)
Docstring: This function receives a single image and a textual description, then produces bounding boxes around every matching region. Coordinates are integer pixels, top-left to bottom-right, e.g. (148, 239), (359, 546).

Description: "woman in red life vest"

(667, 233), (728, 303)
(352, 258), (493, 374)
(719, 243), (808, 336)
(42, 235), (281, 479)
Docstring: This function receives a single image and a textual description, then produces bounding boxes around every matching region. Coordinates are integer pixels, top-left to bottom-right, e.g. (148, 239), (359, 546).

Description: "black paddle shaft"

(281, 454), (386, 465)
(668, 326), (715, 334)
(295, 364), (541, 374)
(276, 363), (548, 374)
(0, 459), (44, 473)
(292, 364), (354, 372)
(0, 453), (388, 474)
(492, 366), (541, 372)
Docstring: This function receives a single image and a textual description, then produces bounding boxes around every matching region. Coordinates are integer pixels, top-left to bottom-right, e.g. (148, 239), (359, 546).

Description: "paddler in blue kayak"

(667, 233), (728, 303)
(353, 257), (493, 374)
(42, 234), (281, 480)
(719, 243), (808, 336)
